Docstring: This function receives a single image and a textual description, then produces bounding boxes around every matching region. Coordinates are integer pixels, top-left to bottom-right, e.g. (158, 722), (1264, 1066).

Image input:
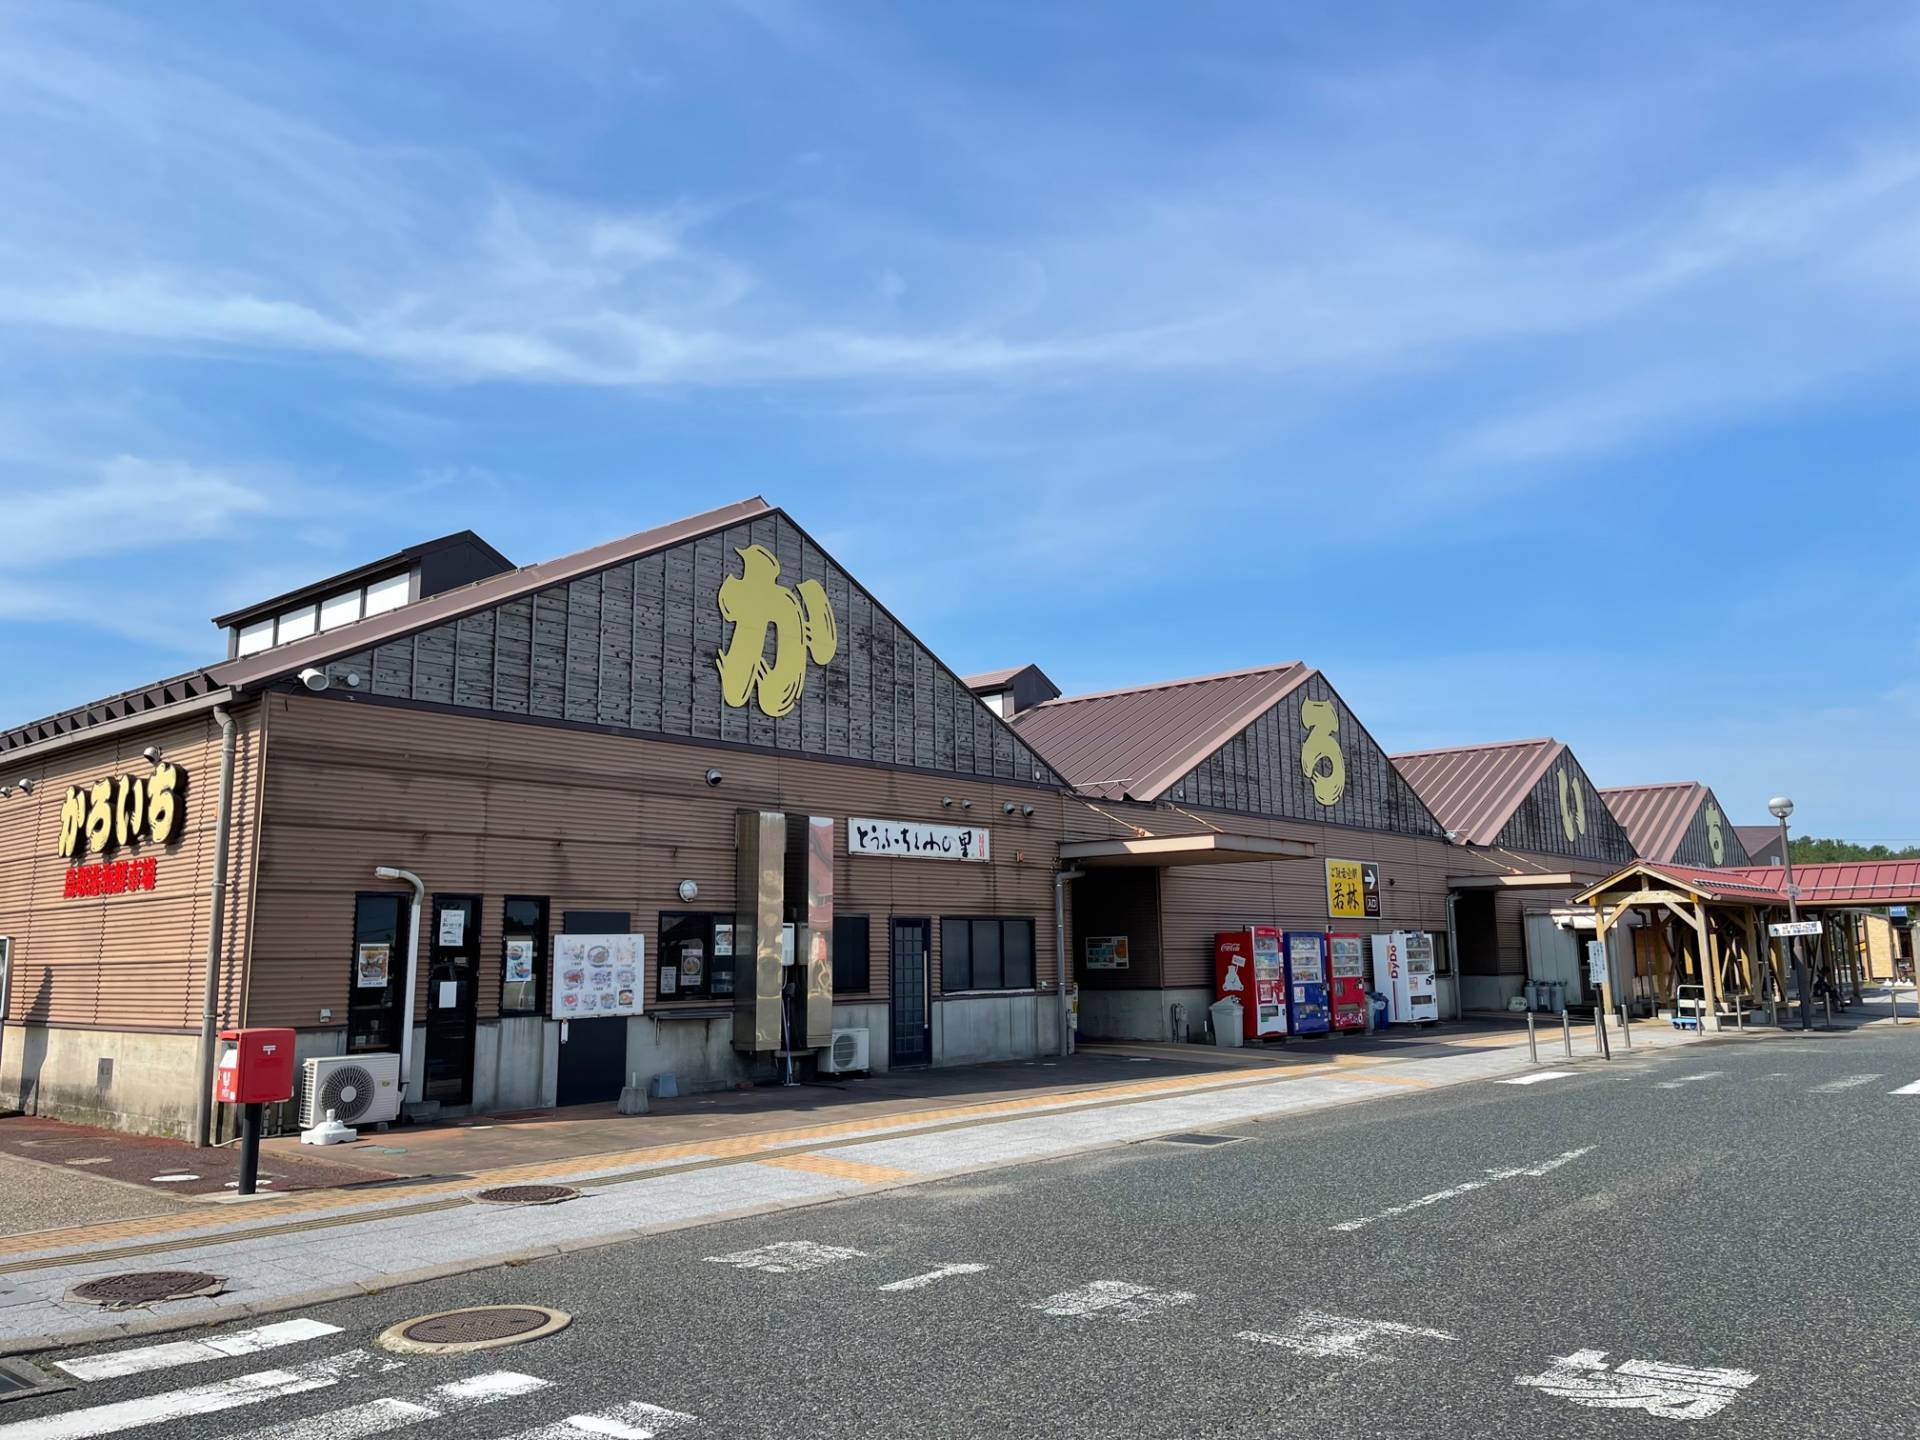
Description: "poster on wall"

(355, 943), (391, 989)
(438, 909), (466, 947)
(549, 934), (645, 1020)
(503, 939), (535, 984)
(1085, 936), (1130, 970)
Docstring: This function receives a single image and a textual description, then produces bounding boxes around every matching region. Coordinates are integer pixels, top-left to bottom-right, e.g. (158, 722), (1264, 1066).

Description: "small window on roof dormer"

(319, 589), (362, 631)
(364, 572), (410, 616)
(235, 619), (275, 657)
(276, 604), (318, 643)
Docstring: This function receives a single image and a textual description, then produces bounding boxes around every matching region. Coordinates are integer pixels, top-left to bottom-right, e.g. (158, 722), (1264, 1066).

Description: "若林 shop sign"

(849, 818), (991, 862)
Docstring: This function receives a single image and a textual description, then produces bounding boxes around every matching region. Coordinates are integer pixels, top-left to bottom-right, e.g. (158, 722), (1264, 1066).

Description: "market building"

(1598, 781), (1752, 871)
(1390, 737), (1636, 1013)
(1006, 663), (1464, 1039)
(0, 498), (1073, 1140)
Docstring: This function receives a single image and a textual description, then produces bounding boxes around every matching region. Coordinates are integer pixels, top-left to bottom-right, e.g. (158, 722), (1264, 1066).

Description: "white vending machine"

(1371, 931), (1439, 1025)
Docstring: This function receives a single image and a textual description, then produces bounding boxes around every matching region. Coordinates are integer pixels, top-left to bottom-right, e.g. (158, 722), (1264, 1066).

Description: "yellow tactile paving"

(758, 1153), (915, 1184)
(0, 1063), (1349, 1262)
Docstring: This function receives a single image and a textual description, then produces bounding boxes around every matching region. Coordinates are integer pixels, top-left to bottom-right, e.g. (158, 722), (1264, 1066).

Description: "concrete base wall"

(932, 993), (1050, 1065)
(626, 1014), (754, 1095)
(1461, 975), (1524, 1012)
(1077, 987), (1212, 1042)
(0, 1025), (201, 1139)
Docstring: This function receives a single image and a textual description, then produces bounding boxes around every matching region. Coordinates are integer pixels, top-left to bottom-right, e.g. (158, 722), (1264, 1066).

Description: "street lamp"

(1769, 795), (1810, 1031)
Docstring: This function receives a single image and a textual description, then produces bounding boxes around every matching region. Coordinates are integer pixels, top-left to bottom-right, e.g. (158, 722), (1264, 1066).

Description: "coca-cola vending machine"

(1327, 932), (1368, 1032)
(1215, 927), (1288, 1042)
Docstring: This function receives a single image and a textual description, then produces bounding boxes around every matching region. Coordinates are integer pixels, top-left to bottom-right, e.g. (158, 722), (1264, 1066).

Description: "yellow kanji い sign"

(1326, 858), (1380, 919)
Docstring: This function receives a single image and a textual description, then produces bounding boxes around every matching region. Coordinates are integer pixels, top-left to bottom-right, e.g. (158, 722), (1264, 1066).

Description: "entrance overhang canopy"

(1575, 858), (1920, 911)
(1447, 872), (1583, 890)
(1058, 833), (1314, 869)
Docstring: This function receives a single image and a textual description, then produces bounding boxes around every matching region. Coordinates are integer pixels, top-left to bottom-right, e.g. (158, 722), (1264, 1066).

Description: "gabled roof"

(1577, 858), (1920, 907)
(1389, 737), (1564, 846)
(210, 496), (770, 691)
(962, 664), (1042, 691)
(1598, 781), (1708, 863)
(1011, 663), (1310, 802)
(1734, 825), (1781, 858)
(1575, 859), (1787, 906)
(1, 669), (227, 758)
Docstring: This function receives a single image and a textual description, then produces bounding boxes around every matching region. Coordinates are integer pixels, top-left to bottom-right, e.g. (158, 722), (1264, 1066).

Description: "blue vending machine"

(1283, 931), (1331, 1036)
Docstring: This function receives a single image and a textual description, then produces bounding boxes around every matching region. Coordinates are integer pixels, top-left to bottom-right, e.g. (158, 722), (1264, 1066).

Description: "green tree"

(1790, 837), (1920, 863)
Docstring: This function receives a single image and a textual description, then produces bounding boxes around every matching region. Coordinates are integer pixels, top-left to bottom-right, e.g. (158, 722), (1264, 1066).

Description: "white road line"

(1810, 1074), (1881, 1093)
(878, 1263), (989, 1292)
(0, 1349), (383, 1440)
(1497, 1071), (1576, 1086)
(1239, 1310), (1456, 1361)
(1330, 1148), (1594, 1232)
(55, 1318), (344, 1382)
(1516, 1348), (1757, 1420)
(1890, 1080), (1920, 1095)
(1028, 1281), (1196, 1323)
(227, 1369), (549, 1440)
(1654, 1071), (1724, 1089)
(702, 1241), (864, 1274)
(505, 1401), (700, 1438)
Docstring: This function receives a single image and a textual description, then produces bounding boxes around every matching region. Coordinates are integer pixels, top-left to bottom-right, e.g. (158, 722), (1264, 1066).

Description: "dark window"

(833, 914), (871, 993)
(659, 912), (726, 1000)
(941, 917), (1037, 993)
(347, 891), (406, 1053)
(501, 897), (549, 1015)
(564, 911), (630, 934)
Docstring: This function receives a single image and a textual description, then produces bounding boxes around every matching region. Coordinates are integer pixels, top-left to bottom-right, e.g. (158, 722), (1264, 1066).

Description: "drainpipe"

(374, 866), (425, 1108)
(1445, 891), (1463, 1020)
(1053, 868), (1085, 1056)
(192, 705), (239, 1148)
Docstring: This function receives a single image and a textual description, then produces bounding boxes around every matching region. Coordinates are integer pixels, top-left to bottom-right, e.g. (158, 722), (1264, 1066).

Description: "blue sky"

(2, 1), (1917, 842)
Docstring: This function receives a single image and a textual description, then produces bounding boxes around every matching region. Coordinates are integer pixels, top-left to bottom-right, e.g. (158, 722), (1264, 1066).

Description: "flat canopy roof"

(1059, 833), (1314, 869)
(1447, 872), (1584, 890)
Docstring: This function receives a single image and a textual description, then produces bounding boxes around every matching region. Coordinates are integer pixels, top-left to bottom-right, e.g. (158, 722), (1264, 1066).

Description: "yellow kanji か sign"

(715, 543), (838, 719)
(1326, 858), (1380, 919)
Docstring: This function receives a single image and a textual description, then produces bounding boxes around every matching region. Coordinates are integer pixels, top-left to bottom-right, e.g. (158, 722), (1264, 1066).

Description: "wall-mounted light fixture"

(297, 667), (329, 692)
(1002, 802), (1017, 815)
(961, 799), (972, 810)
(1021, 804), (1035, 817)
(142, 745), (163, 765)
(0, 785), (11, 799)
(942, 796), (954, 808)
(13, 779), (32, 795)
(678, 879), (699, 902)
(704, 768), (723, 787)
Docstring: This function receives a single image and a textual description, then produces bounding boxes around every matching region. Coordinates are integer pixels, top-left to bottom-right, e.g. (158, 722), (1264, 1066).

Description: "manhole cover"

(1149, 1133), (1245, 1147)
(69, 1270), (224, 1308)
(475, 1184), (579, 1206)
(380, 1305), (571, 1354)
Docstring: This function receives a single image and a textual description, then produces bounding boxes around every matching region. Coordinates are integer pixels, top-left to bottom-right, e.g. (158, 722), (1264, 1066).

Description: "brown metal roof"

(209, 529), (514, 628)
(1009, 663), (1309, 801)
(961, 665), (1034, 690)
(210, 496), (770, 691)
(1734, 824), (1781, 857)
(1597, 781), (1706, 864)
(0, 669), (228, 758)
(1389, 737), (1565, 846)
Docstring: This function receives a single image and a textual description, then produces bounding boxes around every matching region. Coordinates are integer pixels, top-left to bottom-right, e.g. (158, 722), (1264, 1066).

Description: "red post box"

(215, 1027), (296, 1106)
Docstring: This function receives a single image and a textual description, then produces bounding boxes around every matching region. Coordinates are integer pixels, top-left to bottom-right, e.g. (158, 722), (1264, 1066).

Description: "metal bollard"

(1823, 993), (1833, 1029)
(1894, 988), (1905, 1026)
(1561, 1009), (1573, 1059)
(1618, 1006), (1633, 1049)
(1526, 1010), (1538, 1064)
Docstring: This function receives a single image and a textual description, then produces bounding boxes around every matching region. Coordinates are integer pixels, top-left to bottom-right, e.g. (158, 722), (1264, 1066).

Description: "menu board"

(549, 934), (645, 1019)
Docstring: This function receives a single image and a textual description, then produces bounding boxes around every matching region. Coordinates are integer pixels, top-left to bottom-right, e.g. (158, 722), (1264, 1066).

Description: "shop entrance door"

(889, 918), (931, 1067)
(556, 911), (630, 1107)
(424, 895), (479, 1107)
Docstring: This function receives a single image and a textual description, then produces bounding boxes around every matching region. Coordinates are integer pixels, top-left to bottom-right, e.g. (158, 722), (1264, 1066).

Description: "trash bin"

(1209, 998), (1245, 1048)
(1370, 992), (1391, 1030)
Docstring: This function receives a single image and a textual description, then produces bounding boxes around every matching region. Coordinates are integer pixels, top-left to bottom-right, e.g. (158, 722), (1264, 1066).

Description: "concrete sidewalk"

(0, 1015), (1737, 1353)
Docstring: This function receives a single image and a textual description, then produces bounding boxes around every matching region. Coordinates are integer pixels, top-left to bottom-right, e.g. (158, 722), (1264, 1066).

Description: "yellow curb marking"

(758, 1154), (915, 1184)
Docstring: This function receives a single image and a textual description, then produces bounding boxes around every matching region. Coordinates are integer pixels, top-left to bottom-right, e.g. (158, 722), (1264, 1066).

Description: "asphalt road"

(14, 1020), (1920, 1438)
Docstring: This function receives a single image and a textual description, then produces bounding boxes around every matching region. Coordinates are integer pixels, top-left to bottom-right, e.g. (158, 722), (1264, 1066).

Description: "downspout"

(374, 866), (426, 1107)
(192, 705), (239, 1148)
(1445, 890), (1463, 1020)
(1053, 868), (1085, 1056)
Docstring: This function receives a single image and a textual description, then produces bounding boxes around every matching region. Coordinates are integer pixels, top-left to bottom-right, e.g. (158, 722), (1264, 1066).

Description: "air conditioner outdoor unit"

(299, 1053), (403, 1128)
(819, 1027), (870, 1075)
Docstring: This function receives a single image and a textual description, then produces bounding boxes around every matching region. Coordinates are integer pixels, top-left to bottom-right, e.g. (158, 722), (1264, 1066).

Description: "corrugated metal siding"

(0, 707), (260, 1033)
(245, 695), (1066, 1032)
(1071, 869), (1164, 990)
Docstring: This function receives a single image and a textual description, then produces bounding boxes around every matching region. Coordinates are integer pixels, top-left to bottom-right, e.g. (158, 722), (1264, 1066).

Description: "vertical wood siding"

(1669, 791), (1752, 869)
(1493, 756), (1636, 865)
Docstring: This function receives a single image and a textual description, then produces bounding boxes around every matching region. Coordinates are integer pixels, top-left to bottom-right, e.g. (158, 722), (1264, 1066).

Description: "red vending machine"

(1327, 932), (1369, 1032)
(1215, 927), (1289, 1042)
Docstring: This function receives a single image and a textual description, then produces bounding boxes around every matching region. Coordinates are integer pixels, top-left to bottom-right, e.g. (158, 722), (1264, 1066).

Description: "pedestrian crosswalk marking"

(0, 1348), (384, 1440)
(1810, 1074), (1881, 1093)
(1891, 1080), (1920, 1095)
(1497, 1071), (1575, 1085)
(506, 1400), (700, 1437)
(227, 1368), (548, 1440)
(54, 1317), (344, 1382)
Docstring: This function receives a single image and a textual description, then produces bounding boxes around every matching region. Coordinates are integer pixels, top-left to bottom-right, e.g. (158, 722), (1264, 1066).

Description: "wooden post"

(1694, 901), (1721, 1031)
(1743, 908), (1765, 1005)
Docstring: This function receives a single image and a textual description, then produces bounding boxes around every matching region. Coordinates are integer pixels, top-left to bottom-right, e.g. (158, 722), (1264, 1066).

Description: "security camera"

(297, 667), (330, 692)
(704, 768), (723, 787)
(142, 746), (162, 764)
